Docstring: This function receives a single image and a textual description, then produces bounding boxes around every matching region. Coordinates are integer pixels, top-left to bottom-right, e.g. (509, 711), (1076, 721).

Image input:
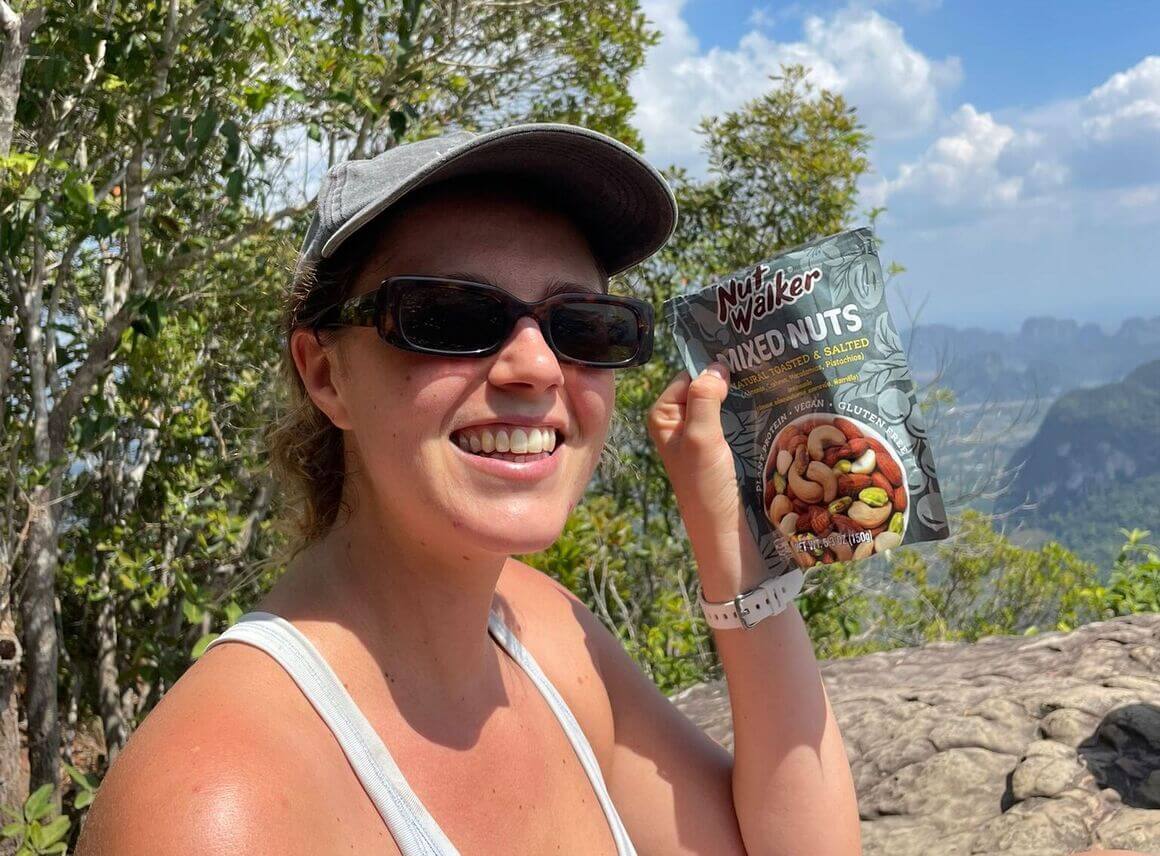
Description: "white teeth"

(510, 428), (528, 453)
(452, 425), (559, 455)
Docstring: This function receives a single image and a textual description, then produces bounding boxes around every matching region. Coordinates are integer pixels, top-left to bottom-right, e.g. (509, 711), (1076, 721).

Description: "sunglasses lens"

(550, 302), (641, 365)
(397, 283), (508, 352)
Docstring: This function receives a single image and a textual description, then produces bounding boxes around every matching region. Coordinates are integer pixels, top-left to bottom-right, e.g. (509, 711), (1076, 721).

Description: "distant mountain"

(997, 359), (1160, 566)
(901, 315), (1160, 404)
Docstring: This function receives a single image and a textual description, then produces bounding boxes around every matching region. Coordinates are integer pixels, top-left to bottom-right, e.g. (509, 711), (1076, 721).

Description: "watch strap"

(697, 569), (804, 630)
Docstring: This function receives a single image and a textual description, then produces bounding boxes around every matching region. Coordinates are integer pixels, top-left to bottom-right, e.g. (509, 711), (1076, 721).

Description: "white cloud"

(629, 0), (961, 173)
(883, 105), (1033, 220)
(629, 3), (1160, 326)
(880, 55), (1160, 222)
(1083, 55), (1160, 142)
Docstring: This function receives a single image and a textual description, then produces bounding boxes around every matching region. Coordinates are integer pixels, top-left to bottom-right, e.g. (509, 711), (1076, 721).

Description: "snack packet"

(662, 227), (949, 574)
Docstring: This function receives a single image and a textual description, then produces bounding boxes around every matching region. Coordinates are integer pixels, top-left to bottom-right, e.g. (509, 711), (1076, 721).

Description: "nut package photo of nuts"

(764, 413), (908, 568)
(663, 226), (950, 579)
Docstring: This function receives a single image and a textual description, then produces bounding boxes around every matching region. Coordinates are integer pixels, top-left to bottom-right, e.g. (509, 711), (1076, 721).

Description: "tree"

(1, 0), (657, 809)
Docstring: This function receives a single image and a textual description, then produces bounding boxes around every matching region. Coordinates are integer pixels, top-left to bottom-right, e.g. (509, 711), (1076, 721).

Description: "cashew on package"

(663, 227), (950, 577)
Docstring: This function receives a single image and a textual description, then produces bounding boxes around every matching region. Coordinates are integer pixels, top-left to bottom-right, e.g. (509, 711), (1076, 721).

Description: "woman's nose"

(486, 315), (565, 393)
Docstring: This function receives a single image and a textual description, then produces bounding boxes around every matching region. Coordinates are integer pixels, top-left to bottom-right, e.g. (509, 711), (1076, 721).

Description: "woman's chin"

(447, 511), (568, 557)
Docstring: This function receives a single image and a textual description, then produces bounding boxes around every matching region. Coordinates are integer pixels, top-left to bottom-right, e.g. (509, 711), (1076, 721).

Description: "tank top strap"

(204, 612), (460, 856)
(487, 608), (638, 856)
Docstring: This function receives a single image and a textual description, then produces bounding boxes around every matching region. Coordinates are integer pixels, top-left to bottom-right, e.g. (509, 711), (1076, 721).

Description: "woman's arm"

(696, 536), (862, 856)
(646, 363), (862, 856)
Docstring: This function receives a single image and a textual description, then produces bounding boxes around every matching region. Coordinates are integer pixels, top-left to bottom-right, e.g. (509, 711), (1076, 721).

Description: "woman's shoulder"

(496, 560), (618, 762)
(77, 639), (395, 855)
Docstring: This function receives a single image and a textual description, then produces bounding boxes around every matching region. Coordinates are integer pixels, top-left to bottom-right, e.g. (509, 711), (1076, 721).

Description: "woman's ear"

(290, 328), (355, 431)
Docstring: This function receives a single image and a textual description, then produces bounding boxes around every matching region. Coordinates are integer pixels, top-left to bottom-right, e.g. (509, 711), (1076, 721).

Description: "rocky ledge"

(669, 614), (1160, 855)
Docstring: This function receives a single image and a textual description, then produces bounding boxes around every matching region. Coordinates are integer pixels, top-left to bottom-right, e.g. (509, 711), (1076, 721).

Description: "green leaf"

(226, 169), (243, 203)
(191, 632), (219, 660)
(74, 790), (93, 809)
(65, 762), (97, 791)
(63, 177), (96, 209)
(23, 784), (53, 822)
(182, 598), (204, 625)
(1, 822), (23, 838)
(307, 122), (322, 143)
(220, 119), (241, 170)
(192, 108), (218, 147)
(39, 816), (69, 846)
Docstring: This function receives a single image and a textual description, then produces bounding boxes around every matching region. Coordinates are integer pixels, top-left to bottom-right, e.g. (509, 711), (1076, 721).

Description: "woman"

(78, 124), (862, 854)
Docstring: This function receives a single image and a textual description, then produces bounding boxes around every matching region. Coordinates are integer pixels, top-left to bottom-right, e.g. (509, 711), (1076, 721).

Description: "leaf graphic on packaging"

(849, 254), (883, 309)
(722, 403), (760, 478)
(847, 354), (910, 400)
(873, 312), (903, 356)
(829, 257), (855, 304)
(804, 241), (844, 270)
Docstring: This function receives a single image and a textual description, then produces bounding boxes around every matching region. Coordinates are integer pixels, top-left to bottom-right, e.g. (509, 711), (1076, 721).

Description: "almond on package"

(663, 227), (949, 577)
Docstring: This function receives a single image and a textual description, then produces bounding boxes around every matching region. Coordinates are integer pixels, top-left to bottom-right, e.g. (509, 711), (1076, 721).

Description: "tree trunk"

(19, 477), (61, 795)
(94, 560), (124, 761)
(0, 3), (45, 160)
(0, 610), (23, 816)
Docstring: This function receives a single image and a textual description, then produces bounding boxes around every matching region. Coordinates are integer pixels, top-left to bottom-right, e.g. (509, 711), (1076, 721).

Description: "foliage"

(0, 785), (69, 855)
(1102, 528), (1160, 616)
(841, 510), (1108, 649)
(1, 0), (660, 816)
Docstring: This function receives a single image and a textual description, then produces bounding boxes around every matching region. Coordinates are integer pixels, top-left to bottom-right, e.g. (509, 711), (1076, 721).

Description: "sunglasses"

(312, 275), (654, 368)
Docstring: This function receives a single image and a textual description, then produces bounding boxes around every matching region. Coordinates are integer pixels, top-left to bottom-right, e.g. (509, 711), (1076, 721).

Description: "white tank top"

(205, 609), (637, 855)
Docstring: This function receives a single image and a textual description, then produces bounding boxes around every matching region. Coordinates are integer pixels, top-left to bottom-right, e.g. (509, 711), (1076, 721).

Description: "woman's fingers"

(646, 362), (731, 455)
(646, 369), (691, 445)
(683, 362), (729, 448)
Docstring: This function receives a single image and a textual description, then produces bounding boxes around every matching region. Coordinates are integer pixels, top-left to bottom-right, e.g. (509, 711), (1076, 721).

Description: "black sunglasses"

(312, 275), (654, 368)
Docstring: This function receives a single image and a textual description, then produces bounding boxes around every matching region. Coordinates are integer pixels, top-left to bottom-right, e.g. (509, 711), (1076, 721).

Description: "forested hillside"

(1000, 359), (1160, 565)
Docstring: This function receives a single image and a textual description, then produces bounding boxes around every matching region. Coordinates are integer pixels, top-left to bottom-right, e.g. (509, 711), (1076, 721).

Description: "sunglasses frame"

(313, 275), (654, 368)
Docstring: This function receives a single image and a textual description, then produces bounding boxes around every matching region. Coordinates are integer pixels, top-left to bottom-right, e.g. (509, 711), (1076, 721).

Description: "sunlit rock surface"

(669, 614), (1160, 855)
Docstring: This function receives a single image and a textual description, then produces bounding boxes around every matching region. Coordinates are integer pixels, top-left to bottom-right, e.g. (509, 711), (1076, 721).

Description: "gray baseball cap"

(295, 123), (678, 280)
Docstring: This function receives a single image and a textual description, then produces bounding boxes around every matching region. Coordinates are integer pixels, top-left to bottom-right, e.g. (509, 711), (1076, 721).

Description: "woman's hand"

(647, 361), (763, 598)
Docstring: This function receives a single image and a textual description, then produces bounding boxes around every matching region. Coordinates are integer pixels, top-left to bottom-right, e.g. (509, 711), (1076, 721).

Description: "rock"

(669, 613), (1160, 855)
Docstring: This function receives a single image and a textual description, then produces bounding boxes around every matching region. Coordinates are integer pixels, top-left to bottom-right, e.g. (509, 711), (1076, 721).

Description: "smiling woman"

(75, 124), (862, 855)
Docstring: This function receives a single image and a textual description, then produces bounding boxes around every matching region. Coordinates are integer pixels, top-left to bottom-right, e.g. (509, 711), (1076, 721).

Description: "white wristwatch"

(697, 569), (804, 630)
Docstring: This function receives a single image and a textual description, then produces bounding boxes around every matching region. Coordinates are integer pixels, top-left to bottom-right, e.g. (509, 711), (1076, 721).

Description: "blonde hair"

(265, 222), (383, 561)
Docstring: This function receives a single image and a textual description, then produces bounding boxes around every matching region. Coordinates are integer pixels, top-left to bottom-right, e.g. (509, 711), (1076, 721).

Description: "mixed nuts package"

(662, 227), (950, 576)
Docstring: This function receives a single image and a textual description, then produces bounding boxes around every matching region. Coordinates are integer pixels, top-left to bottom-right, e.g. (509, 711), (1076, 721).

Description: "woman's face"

(299, 185), (616, 557)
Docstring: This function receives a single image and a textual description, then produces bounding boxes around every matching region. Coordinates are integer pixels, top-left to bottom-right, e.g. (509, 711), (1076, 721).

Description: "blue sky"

(628, 0), (1160, 330)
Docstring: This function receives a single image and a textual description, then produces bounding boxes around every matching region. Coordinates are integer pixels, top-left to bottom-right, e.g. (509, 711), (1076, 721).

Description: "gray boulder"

(669, 614), (1160, 854)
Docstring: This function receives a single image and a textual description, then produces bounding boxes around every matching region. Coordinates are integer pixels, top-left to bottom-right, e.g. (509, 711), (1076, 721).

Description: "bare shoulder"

(497, 560), (624, 763)
(77, 641), (397, 855)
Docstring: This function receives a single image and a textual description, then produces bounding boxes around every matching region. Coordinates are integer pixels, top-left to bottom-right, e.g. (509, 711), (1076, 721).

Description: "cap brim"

(320, 124), (678, 277)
